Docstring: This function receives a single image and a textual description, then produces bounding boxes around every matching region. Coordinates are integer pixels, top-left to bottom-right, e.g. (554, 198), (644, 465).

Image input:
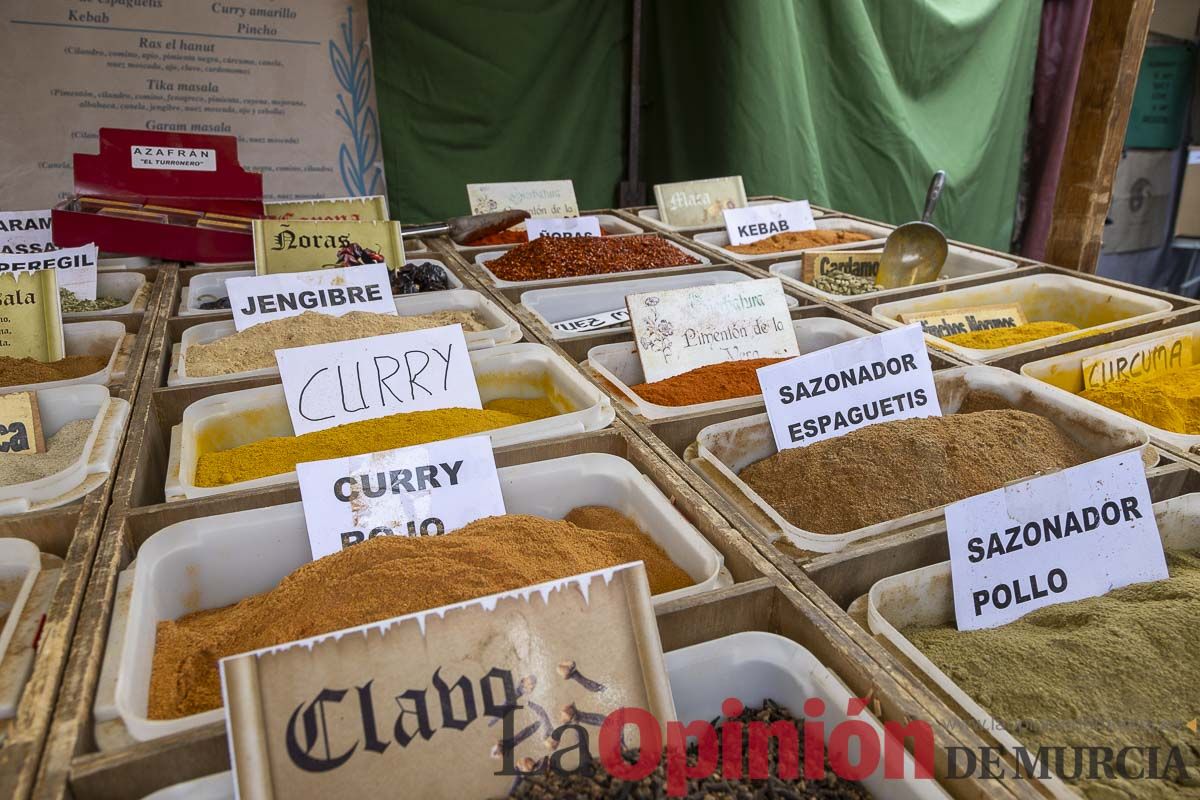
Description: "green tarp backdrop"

(370, 0), (1042, 251)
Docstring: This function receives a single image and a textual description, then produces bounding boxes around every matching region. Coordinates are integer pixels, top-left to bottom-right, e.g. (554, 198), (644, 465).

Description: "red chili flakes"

(485, 235), (700, 281)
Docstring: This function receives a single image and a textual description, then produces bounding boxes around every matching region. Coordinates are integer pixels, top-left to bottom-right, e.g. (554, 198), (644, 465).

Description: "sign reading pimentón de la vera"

(220, 563), (674, 799)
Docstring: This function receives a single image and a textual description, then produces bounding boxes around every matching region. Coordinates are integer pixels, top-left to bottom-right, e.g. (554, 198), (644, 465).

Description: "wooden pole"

(1045, 0), (1154, 272)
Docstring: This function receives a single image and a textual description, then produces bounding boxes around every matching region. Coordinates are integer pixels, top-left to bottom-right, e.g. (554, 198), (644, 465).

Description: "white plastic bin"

(170, 289), (522, 386)
(63, 273), (148, 318)
(1, 320), (126, 394)
(770, 243), (1018, 302)
(0, 540), (40, 675)
(866, 494), (1200, 800)
(871, 274), (1175, 361)
(1020, 320), (1200, 451)
(0, 385), (129, 514)
(98, 255), (154, 271)
(589, 317), (872, 420)
(449, 213), (643, 253)
(171, 342), (615, 499)
(474, 239), (712, 291)
(521, 270), (799, 342)
(693, 218), (894, 262)
(116, 452), (730, 741)
(636, 199), (814, 232)
(693, 366), (1151, 553)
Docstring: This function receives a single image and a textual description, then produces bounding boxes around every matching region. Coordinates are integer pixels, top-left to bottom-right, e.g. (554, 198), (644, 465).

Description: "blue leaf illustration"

(329, 6), (383, 197)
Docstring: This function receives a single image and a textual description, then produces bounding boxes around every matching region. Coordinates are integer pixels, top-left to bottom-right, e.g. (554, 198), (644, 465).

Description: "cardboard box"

(1104, 149), (1175, 253)
(1126, 45), (1195, 149)
(1151, 0), (1199, 40)
(1175, 147), (1200, 238)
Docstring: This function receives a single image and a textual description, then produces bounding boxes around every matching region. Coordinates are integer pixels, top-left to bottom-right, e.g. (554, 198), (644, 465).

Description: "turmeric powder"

(1080, 364), (1200, 434)
(944, 321), (1078, 349)
(195, 400), (558, 487)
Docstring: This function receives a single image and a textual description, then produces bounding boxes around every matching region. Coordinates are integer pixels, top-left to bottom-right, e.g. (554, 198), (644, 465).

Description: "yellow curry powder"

(944, 321), (1078, 349)
(195, 399), (558, 487)
(1080, 363), (1200, 434)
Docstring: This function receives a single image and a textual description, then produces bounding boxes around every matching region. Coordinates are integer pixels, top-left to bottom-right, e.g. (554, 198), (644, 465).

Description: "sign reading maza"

(946, 450), (1167, 630)
(220, 563), (674, 800)
(654, 175), (747, 227)
(626, 277), (797, 383)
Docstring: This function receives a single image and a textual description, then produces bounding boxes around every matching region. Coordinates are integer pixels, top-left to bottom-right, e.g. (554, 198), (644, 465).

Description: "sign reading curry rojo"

(219, 563), (673, 799)
(275, 324), (481, 436)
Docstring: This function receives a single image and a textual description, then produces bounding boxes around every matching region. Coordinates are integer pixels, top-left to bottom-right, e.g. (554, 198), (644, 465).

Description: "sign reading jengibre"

(220, 564), (673, 799)
(0, 0), (384, 207)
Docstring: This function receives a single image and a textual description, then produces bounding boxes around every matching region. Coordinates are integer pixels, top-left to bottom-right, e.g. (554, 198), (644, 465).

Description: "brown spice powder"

(629, 357), (788, 406)
(486, 235), (699, 281)
(726, 229), (871, 255)
(0, 355), (109, 388)
(147, 509), (693, 720)
(739, 410), (1092, 535)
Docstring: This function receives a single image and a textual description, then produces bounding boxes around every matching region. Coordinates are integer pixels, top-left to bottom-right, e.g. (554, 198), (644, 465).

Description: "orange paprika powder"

(629, 357), (788, 406)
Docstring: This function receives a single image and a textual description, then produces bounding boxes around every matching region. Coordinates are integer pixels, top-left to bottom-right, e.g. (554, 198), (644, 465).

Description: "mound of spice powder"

(0, 355), (109, 388)
(486, 235), (699, 281)
(1079, 364), (1200, 435)
(905, 549), (1200, 798)
(147, 507), (694, 719)
(501, 698), (871, 799)
(739, 410), (1091, 534)
(467, 228), (608, 246)
(727, 228), (871, 255)
(944, 320), (1078, 349)
(629, 357), (788, 406)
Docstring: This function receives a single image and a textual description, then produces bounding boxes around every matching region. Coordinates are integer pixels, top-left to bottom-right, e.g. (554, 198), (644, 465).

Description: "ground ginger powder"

(944, 321), (1078, 349)
(1080, 364), (1200, 435)
(147, 508), (694, 719)
(195, 402), (555, 486)
(905, 550), (1200, 798)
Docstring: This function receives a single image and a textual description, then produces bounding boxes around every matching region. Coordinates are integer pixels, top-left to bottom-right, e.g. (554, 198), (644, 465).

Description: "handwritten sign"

(654, 175), (747, 227)
(264, 195), (389, 222)
(626, 278), (798, 383)
(551, 308), (629, 335)
(0, 392), (44, 454)
(0, 210), (55, 255)
(220, 563), (673, 800)
(0, 271), (65, 361)
(297, 435), (506, 559)
(253, 220), (406, 275)
(899, 304), (1029, 340)
(526, 216), (601, 239)
(276, 325), (481, 436)
(801, 249), (886, 283)
(0, 243), (98, 301)
(467, 180), (579, 218)
(757, 324), (941, 450)
(1081, 331), (1193, 390)
(723, 201), (815, 246)
(946, 451), (1167, 631)
(226, 263), (396, 332)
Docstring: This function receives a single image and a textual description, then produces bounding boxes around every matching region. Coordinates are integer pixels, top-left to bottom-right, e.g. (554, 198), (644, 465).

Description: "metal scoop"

(401, 209), (531, 245)
(875, 171), (948, 289)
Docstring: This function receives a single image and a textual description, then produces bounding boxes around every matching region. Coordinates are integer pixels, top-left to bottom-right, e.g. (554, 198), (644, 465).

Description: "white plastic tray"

(867, 493), (1200, 800)
(117, 452), (730, 741)
(170, 342), (615, 500)
(170, 289), (522, 386)
(871, 274), (1175, 361)
(474, 239), (712, 291)
(181, 259), (465, 316)
(520, 270), (799, 342)
(589, 317), (872, 420)
(63, 273), (148, 319)
(693, 365), (1151, 553)
(0, 385), (129, 515)
(0, 320), (125, 395)
(0, 540), (40, 677)
(449, 213), (643, 253)
(1020, 320), (1200, 451)
(636, 199), (812, 232)
(136, 630), (944, 797)
(693, 217), (894, 263)
(770, 242), (1018, 302)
